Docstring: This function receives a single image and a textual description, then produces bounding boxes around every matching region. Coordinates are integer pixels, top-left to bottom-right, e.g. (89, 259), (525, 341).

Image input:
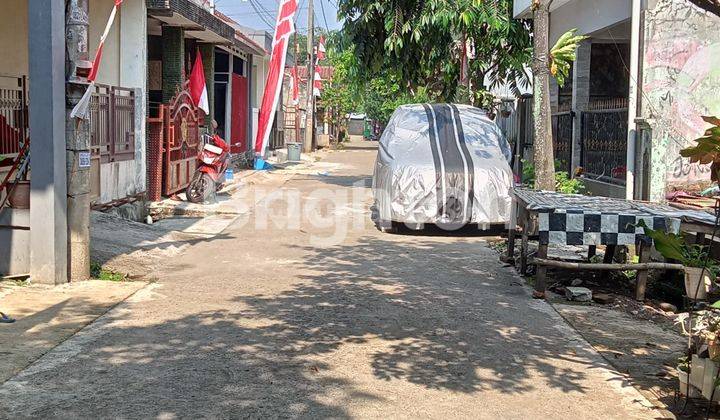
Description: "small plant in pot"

(636, 220), (718, 300)
(678, 309), (720, 361)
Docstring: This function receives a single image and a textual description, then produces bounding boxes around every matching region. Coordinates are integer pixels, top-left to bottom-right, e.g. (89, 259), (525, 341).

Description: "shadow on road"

(1, 209), (646, 418)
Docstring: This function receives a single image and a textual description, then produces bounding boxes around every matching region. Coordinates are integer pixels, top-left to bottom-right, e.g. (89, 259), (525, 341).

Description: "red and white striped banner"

(313, 71), (322, 97)
(254, 0), (298, 156)
(71, 0), (124, 120)
(316, 35), (326, 63)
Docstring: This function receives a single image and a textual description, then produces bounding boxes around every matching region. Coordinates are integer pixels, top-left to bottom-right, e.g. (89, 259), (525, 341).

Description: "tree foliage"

(337, 0), (532, 101)
(321, 29), (430, 125)
(363, 75), (431, 123)
(680, 116), (720, 182)
(549, 29), (588, 88)
(321, 49), (357, 126)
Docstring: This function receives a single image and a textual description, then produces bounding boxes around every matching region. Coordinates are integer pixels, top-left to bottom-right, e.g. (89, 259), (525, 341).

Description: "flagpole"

(303, 0), (315, 154)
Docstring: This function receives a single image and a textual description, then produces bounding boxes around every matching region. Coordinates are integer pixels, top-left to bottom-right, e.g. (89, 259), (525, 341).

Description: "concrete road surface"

(0, 141), (658, 419)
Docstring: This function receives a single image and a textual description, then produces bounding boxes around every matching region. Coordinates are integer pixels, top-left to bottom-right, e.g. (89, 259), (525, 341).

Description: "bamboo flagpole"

(70, 0), (124, 120)
(253, 0), (299, 168)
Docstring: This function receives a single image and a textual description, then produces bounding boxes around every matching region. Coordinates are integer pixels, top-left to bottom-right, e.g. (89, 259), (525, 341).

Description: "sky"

(214, 0), (343, 33)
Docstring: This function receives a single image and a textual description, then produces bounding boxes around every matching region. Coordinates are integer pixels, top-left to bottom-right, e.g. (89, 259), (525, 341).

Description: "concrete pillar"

(120, 0), (147, 198)
(571, 40), (591, 174)
(199, 44), (215, 127)
(66, 0), (91, 281)
(162, 26), (184, 102)
(28, 0), (68, 284)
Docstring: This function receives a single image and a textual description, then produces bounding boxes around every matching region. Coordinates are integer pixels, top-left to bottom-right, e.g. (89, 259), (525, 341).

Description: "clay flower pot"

(678, 370), (690, 396)
(685, 266), (713, 300)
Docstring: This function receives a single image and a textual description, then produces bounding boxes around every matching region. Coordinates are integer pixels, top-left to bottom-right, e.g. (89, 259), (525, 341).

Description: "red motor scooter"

(186, 133), (230, 204)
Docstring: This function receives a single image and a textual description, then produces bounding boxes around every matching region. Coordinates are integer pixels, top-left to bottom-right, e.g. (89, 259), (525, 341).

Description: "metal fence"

(551, 110), (573, 174)
(580, 108), (628, 185)
(496, 96), (629, 185)
(495, 95), (534, 176)
(89, 85), (136, 163)
(0, 75), (28, 156)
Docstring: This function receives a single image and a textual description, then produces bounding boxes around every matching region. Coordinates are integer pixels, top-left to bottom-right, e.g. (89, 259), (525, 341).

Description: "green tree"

(362, 74), (431, 124)
(337, 0), (532, 101)
(322, 49), (357, 127)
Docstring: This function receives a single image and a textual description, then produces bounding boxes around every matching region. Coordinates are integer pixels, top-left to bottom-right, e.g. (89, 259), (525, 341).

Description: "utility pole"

(65, 0), (92, 281)
(294, 32), (300, 144)
(303, 0), (315, 154)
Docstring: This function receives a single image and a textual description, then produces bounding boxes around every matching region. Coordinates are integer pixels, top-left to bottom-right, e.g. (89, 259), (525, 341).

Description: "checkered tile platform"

(510, 188), (705, 247)
(537, 210), (678, 246)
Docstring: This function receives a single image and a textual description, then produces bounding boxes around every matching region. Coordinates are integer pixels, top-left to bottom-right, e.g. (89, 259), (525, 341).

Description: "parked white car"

(372, 103), (514, 232)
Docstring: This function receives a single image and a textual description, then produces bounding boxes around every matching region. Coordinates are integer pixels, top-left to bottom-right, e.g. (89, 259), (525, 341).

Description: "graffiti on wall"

(643, 0), (720, 199)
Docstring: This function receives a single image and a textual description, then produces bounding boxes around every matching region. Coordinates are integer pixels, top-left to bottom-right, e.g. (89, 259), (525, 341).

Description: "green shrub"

(521, 160), (585, 194)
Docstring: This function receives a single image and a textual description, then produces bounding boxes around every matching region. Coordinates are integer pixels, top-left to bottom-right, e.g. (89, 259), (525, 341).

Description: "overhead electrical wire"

(319, 0), (331, 33)
(247, 0), (274, 29)
(253, 0), (277, 23)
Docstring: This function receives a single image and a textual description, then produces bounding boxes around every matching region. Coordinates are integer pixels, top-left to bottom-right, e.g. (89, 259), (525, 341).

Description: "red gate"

(146, 88), (204, 201)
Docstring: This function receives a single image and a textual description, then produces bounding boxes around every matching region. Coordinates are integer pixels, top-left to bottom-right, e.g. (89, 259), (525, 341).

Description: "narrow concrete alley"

(0, 141), (658, 418)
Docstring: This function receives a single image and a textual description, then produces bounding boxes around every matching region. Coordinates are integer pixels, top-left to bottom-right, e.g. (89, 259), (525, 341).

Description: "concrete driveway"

(0, 141), (658, 419)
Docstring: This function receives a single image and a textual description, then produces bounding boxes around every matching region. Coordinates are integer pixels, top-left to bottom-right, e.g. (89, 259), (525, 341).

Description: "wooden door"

(230, 74), (248, 153)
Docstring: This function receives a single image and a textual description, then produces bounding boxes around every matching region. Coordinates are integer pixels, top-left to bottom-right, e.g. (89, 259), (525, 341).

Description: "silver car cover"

(372, 103), (513, 226)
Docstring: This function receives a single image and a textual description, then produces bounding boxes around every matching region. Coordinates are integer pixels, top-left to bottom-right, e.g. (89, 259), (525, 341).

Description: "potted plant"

(636, 220), (718, 300)
(677, 311), (720, 398)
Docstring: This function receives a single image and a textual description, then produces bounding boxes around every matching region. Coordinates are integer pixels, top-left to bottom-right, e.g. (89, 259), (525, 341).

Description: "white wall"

(90, 0), (148, 204)
(513, 0), (631, 43)
(514, 0), (576, 19)
(119, 0), (147, 202)
(252, 54), (269, 109)
(89, 0), (121, 87)
(548, 0), (631, 43)
(0, 0), (29, 77)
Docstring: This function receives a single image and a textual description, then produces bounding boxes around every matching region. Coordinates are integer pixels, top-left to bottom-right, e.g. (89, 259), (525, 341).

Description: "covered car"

(372, 103), (513, 230)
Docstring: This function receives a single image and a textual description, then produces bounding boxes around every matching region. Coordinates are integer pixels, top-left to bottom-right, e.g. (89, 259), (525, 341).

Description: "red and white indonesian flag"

(189, 51), (210, 114)
(71, 0), (124, 120)
(254, 0), (298, 155)
(313, 71), (322, 97)
(316, 36), (326, 63)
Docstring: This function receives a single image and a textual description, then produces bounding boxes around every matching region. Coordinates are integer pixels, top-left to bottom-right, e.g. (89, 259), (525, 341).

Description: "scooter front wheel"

(186, 172), (215, 204)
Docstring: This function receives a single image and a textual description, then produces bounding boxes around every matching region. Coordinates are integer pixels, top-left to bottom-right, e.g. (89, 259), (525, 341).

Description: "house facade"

(0, 0), (148, 208)
(0, 0), (269, 280)
(145, 0), (269, 199)
(283, 65), (336, 148)
(513, 0), (720, 201)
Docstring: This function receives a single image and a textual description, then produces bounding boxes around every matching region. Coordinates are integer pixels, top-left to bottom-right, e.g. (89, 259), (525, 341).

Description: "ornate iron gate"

(146, 89), (203, 201)
(580, 108), (628, 184)
(163, 90), (201, 196)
